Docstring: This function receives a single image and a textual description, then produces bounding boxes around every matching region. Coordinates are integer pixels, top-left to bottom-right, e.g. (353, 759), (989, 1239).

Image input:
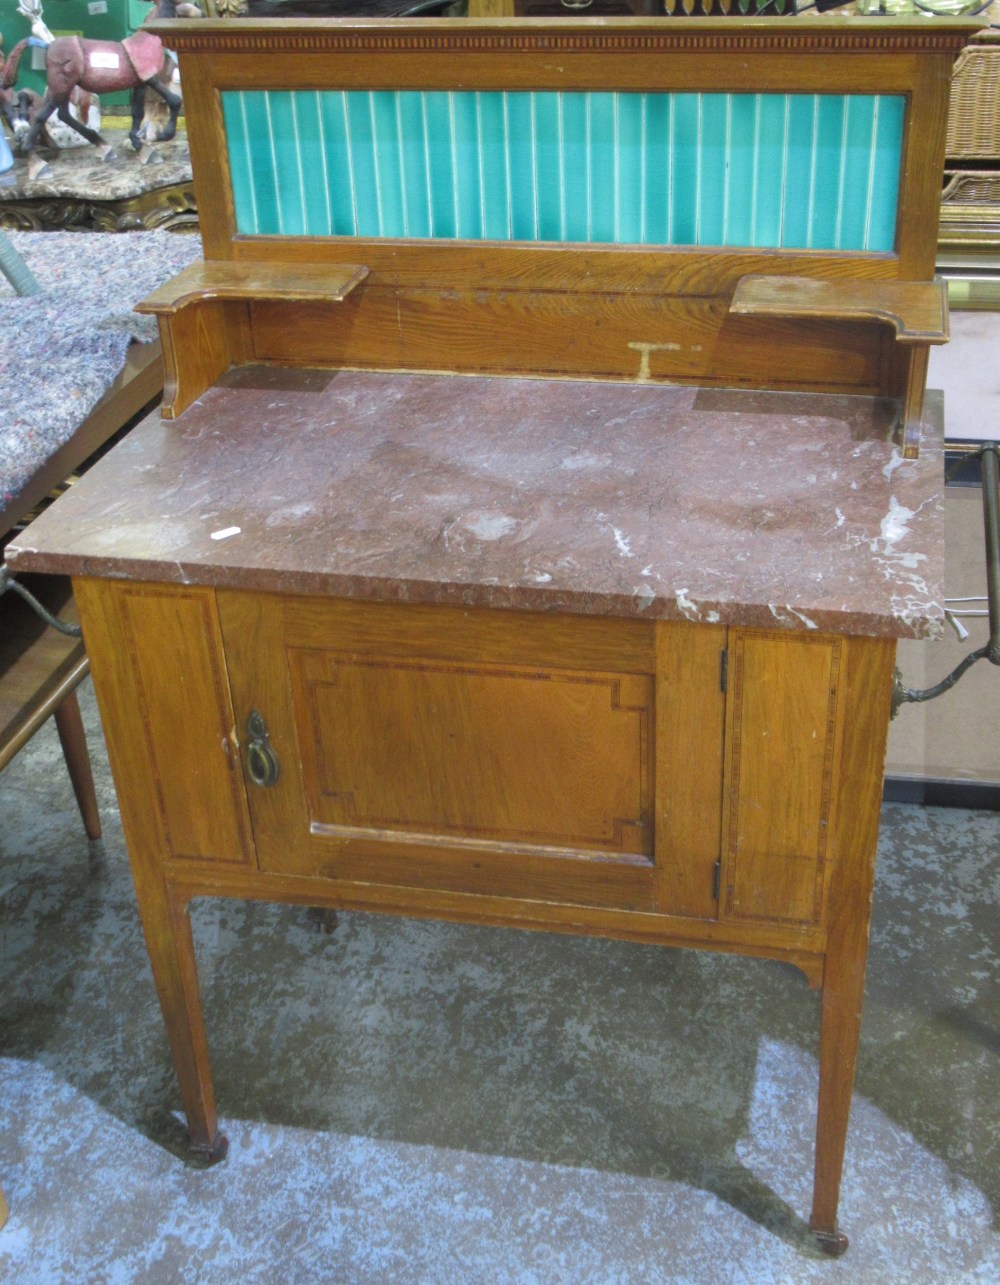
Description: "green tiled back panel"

(222, 89), (904, 251)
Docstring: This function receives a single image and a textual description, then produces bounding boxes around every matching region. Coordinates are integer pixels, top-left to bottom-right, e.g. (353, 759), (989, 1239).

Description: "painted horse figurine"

(2, 0), (193, 179)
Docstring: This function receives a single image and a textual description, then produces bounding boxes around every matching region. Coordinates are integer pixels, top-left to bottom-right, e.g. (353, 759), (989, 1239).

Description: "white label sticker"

(89, 50), (120, 70)
(88, 2), (109, 13)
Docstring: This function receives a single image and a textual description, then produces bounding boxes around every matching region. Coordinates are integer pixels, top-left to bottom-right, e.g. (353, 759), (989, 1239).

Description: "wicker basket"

(942, 168), (1000, 204)
(939, 168), (1000, 251)
(946, 32), (1000, 161)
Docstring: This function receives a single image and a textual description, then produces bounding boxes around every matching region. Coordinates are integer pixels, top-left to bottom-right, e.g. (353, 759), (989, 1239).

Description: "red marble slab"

(8, 369), (946, 639)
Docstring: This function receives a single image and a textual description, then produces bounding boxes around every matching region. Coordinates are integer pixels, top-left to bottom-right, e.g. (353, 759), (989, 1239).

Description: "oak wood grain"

(654, 620), (726, 920)
(218, 590), (658, 912)
(161, 854), (828, 979)
(289, 650), (652, 856)
(155, 297), (252, 419)
(250, 290), (890, 393)
(226, 240), (902, 295)
(278, 597), (657, 673)
(730, 277), (950, 345)
(137, 260), (369, 315)
(72, 578), (234, 1156)
(809, 633), (896, 1246)
(721, 631), (844, 929)
(79, 581), (254, 866)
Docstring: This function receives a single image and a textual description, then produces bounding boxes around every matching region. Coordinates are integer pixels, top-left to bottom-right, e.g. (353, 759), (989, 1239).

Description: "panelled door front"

(218, 591), (670, 913)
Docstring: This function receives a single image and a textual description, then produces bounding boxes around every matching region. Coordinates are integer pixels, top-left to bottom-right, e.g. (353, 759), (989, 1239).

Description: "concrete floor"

(1, 681), (998, 1283)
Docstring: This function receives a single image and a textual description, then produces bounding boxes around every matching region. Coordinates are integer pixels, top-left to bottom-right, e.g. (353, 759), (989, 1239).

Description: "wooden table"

(6, 14), (977, 1258)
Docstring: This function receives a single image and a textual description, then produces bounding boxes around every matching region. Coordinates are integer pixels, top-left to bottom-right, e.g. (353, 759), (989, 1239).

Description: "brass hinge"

(720, 648), (728, 694)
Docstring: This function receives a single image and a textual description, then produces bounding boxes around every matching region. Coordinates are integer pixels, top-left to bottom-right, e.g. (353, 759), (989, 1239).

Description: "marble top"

(0, 135), (191, 204)
(8, 367), (947, 639)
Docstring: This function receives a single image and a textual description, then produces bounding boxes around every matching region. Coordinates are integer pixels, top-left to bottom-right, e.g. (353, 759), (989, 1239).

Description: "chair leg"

(54, 689), (102, 841)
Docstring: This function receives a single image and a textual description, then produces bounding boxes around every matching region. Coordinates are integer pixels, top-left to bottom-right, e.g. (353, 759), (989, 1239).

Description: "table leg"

(808, 634), (892, 1255)
(809, 955), (866, 1256)
(137, 878), (228, 1162)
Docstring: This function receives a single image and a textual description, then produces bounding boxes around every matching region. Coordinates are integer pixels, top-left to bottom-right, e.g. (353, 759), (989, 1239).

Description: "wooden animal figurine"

(1, 0), (188, 180)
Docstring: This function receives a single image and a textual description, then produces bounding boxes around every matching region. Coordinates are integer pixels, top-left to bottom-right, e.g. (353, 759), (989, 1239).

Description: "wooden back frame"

(145, 17), (977, 447)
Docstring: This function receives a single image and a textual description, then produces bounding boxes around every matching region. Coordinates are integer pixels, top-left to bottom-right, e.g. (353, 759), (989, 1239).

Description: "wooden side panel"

(157, 299), (252, 420)
(654, 620), (726, 919)
(80, 581), (253, 865)
(722, 630), (843, 927)
(289, 651), (651, 857)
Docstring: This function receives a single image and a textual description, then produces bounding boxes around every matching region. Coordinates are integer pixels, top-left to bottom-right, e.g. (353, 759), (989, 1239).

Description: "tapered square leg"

(809, 969), (862, 1256)
(136, 879), (227, 1162)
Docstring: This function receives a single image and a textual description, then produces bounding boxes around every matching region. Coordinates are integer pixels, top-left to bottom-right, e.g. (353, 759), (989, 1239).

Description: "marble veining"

(8, 369), (946, 638)
(0, 135), (192, 203)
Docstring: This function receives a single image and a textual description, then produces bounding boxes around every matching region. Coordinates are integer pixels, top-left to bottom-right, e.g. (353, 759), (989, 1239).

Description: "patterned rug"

(0, 230), (202, 511)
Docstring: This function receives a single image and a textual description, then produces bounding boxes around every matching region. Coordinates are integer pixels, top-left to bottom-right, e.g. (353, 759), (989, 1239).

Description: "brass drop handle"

(246, 710), (280, 787)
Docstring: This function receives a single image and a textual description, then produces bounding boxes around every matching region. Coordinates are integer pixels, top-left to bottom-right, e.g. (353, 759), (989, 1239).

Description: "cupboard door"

(721, 630), (844, 927)
(218, 592), (660, 912)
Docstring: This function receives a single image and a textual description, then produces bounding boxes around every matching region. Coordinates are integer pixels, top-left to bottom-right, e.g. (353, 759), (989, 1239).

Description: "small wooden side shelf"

(136, 262), (369, 418)
(730, 276), (950, 459)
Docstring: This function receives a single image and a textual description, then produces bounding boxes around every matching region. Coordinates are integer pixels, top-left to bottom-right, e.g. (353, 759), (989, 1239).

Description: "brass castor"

(812, 1227), (849, 1257)
(189, 1132), (229, 1164)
